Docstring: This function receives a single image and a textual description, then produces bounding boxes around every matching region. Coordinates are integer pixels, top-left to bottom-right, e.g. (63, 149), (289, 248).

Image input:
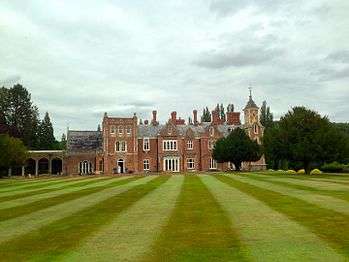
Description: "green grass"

(0, 172), (348, 261)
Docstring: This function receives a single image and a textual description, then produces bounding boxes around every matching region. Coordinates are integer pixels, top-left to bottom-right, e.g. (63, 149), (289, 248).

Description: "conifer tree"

(260, 101), (273, 128)
(38, 112), (56, 149)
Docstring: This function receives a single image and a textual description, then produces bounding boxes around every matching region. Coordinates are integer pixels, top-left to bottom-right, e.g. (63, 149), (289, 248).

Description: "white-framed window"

(209, 158), (217, 170)
(143, 138), (150, 151)
(163, 157), (180, 172)
(115, 141), (127, 152)
(187, 158), (195, 169)
(163, 140), (177, 151)
(110, 125), (116, 134)
(126, 126), (132, 135)
(208, 140), (215, 150)
(187, 140), (193, 150)
(143, 159), (150, 171)
(118, 126), (123, 135)
(79, 160), (92, 174)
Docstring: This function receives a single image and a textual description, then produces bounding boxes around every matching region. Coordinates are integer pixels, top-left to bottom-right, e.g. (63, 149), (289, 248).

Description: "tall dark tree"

(38, 112), (56, 149)
(220, 103), (225, 121)
(201, 107), (211, 122)
(213, 128), (261, 171)
(0, 84), (40, 148)
(60, 133), (67, 150)
(260, 101), (273, 128)
(227, 104), (234, 113)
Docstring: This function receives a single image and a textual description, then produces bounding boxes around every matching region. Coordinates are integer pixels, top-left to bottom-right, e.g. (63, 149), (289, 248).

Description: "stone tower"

(243, 88), (263, 143)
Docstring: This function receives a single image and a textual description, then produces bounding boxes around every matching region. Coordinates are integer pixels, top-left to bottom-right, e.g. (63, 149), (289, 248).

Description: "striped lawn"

(0, 172), (348, 261)
(144, 175), (246, 261)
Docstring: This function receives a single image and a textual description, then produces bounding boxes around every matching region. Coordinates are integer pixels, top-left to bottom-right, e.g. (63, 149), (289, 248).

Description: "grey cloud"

(326, 50), (349, 63)
(193, 46), (284, 69)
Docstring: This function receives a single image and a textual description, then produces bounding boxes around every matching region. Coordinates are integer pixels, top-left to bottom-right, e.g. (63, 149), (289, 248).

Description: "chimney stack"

(171, 111), (177, 123)
(193, 110), (198, 125)
(227, 112), (241, 125)
(212, 109), (221, 125)
(151, 110), (159, 126)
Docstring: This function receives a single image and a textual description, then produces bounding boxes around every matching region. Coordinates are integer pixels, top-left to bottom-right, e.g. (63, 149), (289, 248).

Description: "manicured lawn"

(0, 172), (348, 261)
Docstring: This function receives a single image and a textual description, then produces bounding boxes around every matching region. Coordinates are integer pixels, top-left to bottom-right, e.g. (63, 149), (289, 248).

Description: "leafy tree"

(38, 112), (56, 149)
(260, 101), (273, 128)
(0, 134), (27, 177)
(275, 107), (349, 173)
(213, 128), (261, 171)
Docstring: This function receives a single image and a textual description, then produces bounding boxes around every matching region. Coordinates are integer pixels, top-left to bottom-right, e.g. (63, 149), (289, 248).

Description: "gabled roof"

(67, 130), (102, 152)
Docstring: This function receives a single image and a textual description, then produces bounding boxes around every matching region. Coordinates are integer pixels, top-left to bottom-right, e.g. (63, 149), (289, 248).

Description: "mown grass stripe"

(143, 175), (247, 262)
(0, 176), (170, 261)
(252, 173), (349, 191)
(0, 176), (91, 193)
(258, 172), (349, 185)
(217, 175), (349, 257)
(0, 176), (114, 202)
(0, 176), (139, 222)
(248, 173), (349, 202)
(0, 177), (126, 211)
(0, 176), (155, 244)
(233, 174), (349, 216)
(63, 175), (184, 261)
(204, 175), (344, 261)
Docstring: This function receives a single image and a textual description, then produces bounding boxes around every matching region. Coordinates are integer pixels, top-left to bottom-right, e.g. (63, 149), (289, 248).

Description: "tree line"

(212, 100), (349, 174)
(0, 84), (65, 176)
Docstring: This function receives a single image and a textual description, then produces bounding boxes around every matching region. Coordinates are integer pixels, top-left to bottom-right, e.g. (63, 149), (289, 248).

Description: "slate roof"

(244, 96), (258, 109)
(137, 123), (241, 138)
(67, 130), (102, 152)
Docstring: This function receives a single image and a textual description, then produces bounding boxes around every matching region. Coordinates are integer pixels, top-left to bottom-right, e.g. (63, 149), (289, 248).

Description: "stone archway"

(38, 158), (49, 174)
(52, 158), (63, 175)
(25, 158), (36, 175)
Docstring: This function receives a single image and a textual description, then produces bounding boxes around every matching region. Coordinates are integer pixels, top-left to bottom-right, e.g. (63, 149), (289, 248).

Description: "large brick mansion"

(65, 93), (266, 175)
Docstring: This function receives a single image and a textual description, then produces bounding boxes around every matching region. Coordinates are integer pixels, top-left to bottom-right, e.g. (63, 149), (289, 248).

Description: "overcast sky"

(1, 0), (348, 138)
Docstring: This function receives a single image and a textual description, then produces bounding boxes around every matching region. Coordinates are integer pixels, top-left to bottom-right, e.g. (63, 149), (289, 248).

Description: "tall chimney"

(193, 110), (198, 125)
(171, 111), (177, 123)
(212, 110), (220, 125)
(151, 110), (158, 126)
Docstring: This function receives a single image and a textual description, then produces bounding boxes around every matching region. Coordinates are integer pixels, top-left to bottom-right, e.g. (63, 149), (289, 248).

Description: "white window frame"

(209, 158), (217, 170)
(187, 158), (195, 170)
(143, 138), (150, 151)
(163, 140), (177, 151)
(143, 159), (150, 171)
(115, 141), (127, 152)
(118, 126), (123, 135)
(187, 140), (193, 150)
(163, 157), (180, 172)
(126, 126), (132, 135)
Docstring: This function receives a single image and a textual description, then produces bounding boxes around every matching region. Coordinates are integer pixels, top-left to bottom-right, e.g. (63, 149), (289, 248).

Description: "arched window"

(115, 141), (127, 152)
